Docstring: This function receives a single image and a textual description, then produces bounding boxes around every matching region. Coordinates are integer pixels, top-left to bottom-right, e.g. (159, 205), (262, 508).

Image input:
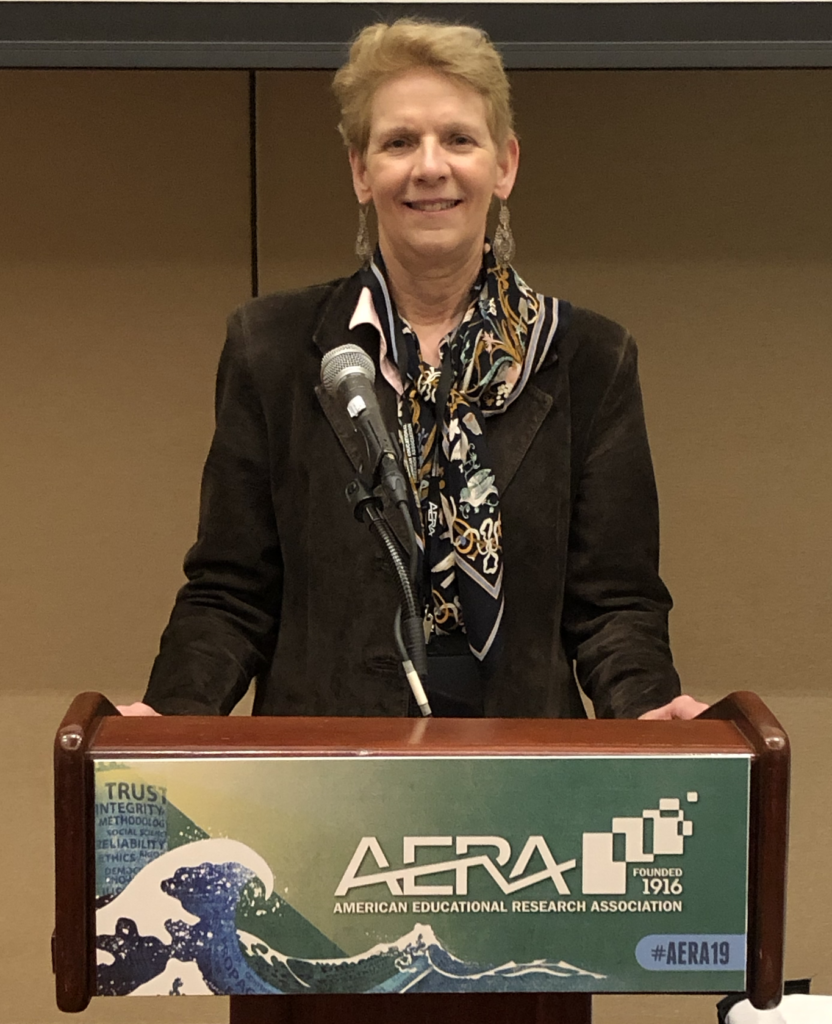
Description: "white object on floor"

(728, 995), (832, 1023)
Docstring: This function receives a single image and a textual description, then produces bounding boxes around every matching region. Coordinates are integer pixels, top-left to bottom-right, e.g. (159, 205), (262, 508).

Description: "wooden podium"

(54, 692), (788, 1022)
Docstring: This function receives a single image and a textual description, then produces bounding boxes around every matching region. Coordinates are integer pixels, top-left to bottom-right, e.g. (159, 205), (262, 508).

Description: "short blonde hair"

(332, 19), (514, 154)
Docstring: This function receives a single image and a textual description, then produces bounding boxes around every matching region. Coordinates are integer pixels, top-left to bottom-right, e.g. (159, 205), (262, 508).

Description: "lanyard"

(396, 323), (456, 622)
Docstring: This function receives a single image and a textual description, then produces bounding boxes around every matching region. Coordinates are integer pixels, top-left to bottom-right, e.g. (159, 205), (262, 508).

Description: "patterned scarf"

(360, 246), (559, 671)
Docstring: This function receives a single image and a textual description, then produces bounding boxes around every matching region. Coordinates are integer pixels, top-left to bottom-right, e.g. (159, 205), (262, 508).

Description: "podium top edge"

(88, 715), (752, 759)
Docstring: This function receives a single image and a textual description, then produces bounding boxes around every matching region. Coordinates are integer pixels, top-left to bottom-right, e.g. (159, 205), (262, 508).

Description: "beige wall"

(1, 67), (830, 1022)
(1, 68), (248, 1024)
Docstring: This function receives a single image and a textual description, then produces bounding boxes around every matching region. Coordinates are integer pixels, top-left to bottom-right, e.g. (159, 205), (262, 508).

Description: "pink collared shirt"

(348, 287), (404, 396)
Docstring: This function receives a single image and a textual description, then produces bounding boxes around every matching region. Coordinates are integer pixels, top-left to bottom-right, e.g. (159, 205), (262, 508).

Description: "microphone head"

(321, 344), (376, 396)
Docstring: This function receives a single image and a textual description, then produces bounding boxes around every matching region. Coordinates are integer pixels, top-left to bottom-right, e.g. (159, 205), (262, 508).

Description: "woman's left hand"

(116, 702), (161, 716)
(639, 695), (710, 720)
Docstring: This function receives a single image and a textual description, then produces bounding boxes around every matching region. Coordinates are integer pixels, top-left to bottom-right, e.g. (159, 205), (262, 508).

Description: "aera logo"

(335, 796), (697, 899)
(335, 835), (576, 898)
(582, 796), (695, 894)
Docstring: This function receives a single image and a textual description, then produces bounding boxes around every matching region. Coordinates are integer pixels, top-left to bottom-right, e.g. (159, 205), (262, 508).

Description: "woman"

(122, 19), (704, 721)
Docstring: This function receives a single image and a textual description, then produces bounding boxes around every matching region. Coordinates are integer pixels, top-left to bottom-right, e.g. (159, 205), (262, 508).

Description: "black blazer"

(144, 274), (680, 718)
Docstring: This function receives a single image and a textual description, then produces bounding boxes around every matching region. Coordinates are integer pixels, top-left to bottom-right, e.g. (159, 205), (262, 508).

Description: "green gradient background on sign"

(95, 755), (750, 991)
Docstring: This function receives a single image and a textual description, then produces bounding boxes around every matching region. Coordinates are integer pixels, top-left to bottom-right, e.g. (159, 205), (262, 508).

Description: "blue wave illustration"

(240, 927), (607, 995)
(95, 841), (605, 996)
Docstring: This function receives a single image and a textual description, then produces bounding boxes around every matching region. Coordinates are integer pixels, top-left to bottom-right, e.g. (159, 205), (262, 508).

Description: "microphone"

(321, 344), (409, 506)
(323, 344), (430, 713)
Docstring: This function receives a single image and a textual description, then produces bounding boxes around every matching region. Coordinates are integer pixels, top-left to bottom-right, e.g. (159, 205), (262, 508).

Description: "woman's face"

(350, 68), (519, 271)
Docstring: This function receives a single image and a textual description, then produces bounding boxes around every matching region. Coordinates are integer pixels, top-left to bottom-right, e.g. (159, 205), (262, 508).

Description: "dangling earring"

(492, 198), (516, 268)
(355, 202), (374, 267)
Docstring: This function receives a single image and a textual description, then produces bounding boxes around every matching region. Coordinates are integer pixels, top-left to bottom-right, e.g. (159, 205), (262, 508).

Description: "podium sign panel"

(93, 752), (750, 997)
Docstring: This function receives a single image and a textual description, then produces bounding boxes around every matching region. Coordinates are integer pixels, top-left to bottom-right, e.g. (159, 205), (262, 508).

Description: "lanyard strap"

(396, 326), (456, 622)
(420, 345), (454, 616)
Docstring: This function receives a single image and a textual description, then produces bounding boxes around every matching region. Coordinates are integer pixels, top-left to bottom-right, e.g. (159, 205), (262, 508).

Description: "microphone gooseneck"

(321, 345), (431, 716)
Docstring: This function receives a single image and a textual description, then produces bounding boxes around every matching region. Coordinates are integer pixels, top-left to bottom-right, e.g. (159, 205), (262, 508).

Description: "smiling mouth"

(404, 199), (462, 212)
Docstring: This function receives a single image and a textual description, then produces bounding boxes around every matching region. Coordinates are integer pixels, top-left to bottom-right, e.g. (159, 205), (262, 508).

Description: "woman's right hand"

(116, 702), (161, 716)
